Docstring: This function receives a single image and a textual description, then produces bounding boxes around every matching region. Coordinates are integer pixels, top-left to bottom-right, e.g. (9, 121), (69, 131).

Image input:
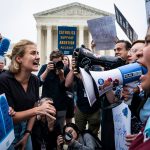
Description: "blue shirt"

(140, 97), (150, 123)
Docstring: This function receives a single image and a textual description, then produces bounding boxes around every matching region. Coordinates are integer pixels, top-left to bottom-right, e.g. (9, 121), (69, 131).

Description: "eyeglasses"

(128, 49), (138, 54)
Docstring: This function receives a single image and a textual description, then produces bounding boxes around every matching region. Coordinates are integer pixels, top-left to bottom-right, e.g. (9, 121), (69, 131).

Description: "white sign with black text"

(87, 16), (117, 50)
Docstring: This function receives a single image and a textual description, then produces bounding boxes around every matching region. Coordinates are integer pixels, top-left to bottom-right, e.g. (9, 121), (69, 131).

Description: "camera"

(64, 132), (73, 142)
(49, 61), (64, 70)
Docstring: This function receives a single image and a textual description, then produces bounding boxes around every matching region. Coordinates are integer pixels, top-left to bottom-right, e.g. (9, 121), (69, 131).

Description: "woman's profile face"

(139, 39), (150, 91)
(65, 127), (78, 140)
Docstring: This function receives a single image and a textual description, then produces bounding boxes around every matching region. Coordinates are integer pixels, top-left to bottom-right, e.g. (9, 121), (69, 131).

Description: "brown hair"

(49, 50), (64, 61)
(132, 40), (145, 47)
(63, 55), (70, 67)
(145, 34), (150, 44)
(116, 40), (132, 51)
(7, 39), (35, 74)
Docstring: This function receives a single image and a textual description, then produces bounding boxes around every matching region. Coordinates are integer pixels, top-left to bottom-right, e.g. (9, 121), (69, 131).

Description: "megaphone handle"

(72, 55), (80, 73)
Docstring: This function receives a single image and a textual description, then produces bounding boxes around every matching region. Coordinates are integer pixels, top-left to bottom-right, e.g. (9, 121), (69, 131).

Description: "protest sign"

(114, 4), (138, 43)
(113, 102), (131, 150)
(58, 26), (77, 55)
(87, 16), (117, 50)
(0, 94), (14, 150)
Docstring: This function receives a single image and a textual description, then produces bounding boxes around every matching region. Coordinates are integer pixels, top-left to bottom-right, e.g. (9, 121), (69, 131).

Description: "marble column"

(36, 25), (44, 64)
(46, 26), (52, 62)
(79, 26), (84, 47)
(88, 32), (93, 50)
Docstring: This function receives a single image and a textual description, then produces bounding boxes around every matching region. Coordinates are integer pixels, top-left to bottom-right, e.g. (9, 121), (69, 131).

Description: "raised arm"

(38, 63), (54, 83)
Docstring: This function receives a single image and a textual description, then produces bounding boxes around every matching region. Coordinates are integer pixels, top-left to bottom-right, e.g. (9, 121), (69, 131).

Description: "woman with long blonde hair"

(0, 39), (56, 150)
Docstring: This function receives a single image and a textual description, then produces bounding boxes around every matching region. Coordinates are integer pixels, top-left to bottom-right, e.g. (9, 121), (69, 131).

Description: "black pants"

(31, 120), (59, 150)
(101, 98), (115, 150)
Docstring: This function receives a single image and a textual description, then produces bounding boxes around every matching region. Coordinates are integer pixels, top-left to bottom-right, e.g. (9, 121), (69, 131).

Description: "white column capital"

(46, 25), (52, 30)
(79, 25), (84, 29)
(36, 24), (42, 30)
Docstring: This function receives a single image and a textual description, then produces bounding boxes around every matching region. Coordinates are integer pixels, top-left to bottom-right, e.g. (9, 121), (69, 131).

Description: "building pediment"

(34, 2), (112, 18)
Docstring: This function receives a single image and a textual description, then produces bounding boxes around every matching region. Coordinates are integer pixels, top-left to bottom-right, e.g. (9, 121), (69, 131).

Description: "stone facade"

(34, 2), (114, 64)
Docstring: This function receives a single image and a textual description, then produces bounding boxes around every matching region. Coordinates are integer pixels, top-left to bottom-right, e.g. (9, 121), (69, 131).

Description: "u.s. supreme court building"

(34, 2), (114, 64)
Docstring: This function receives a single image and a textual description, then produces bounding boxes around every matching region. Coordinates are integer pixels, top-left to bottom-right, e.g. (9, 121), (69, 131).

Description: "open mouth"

(33, 62), (40, 66)
(115, 54), (121, 57)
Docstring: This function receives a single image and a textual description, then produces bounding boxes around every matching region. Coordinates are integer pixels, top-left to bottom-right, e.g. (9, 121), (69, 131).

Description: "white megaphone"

(80, 63), (147, 106)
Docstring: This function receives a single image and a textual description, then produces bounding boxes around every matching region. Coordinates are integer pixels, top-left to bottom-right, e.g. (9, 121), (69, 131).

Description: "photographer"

(65, 50), (101, 136)
(57, 123), (102, 150)
(63, 55), (74, 124)
(38, 50), (69, 132)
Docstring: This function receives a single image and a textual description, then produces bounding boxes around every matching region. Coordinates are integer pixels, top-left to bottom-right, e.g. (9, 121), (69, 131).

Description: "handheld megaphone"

(80, 63), (147, 106)
(0, 38), (10, 56)
(73, 47), (126, 70)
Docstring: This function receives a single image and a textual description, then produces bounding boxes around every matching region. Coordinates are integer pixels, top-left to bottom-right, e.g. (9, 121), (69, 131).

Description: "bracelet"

(24, 130), (32, 135)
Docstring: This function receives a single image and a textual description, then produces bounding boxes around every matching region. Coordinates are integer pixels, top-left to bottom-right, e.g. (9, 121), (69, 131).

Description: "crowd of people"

(0, 30), (150, 150)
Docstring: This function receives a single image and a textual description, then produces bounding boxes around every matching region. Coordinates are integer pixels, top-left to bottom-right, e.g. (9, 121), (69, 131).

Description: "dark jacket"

(38, 64), (69, 111)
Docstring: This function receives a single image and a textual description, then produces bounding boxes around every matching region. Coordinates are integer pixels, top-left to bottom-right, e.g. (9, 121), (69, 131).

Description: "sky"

(0, 0), (148, 43)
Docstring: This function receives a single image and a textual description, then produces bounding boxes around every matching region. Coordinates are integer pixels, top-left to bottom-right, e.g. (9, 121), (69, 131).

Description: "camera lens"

(55, 61), (64, 69)
(64, 132), (73, 142)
